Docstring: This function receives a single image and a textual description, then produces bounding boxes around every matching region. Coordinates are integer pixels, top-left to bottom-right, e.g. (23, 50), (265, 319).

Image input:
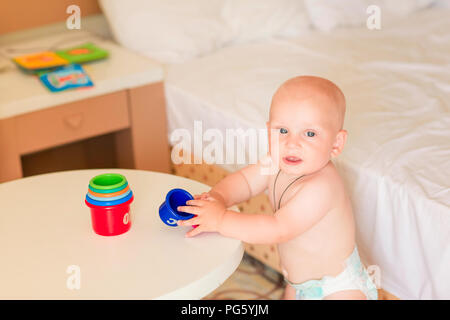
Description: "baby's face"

(267, 78), (346, 177)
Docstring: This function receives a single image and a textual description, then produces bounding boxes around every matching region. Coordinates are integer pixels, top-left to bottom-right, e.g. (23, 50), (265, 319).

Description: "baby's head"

(267, 75), (347, 176)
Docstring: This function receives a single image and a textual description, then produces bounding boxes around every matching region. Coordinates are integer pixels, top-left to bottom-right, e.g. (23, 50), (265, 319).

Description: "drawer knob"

(64, 113), (83, 129)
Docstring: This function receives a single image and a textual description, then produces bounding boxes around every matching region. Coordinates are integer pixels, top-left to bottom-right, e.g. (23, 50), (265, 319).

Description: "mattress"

(165, 7), (450, 299)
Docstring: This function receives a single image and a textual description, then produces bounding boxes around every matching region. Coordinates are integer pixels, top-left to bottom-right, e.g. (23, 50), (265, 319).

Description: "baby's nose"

(286, 135), (301, 147)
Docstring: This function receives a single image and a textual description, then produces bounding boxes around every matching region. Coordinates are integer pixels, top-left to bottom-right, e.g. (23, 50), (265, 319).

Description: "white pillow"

(434, 0), (450, 8)
(99, 0), (234, 64)
(221, 0), (311, 43)
(304, 0), (435, 32)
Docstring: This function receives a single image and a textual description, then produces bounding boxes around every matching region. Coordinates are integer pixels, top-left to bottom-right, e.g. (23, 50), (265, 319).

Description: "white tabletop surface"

(0, 29), (164, 120)
(0, 169), (243, 299)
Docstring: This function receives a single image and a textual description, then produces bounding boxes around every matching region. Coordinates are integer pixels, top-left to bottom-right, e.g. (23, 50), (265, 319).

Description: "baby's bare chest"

(268, 174), (305, 211)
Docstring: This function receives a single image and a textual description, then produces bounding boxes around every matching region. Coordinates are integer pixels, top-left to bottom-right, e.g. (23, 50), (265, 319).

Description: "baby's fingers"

(185, 225), (204, 238)
(177, 216), (200, 227)
(186, 200), (206, 207)
(177, 205), (200, 215)
(194, 192), (209, 200)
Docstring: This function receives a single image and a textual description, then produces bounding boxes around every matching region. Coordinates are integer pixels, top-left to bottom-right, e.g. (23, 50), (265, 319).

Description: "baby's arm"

(205, 161), (270, 207)
(179, 167), (334, 242)
(218, 174), (333, 243)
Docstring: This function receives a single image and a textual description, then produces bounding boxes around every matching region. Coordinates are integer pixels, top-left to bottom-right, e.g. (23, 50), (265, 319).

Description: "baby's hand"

(177, 194), (226, 237)
(194, 191), (226, 206)
(193, 192), (210, 200)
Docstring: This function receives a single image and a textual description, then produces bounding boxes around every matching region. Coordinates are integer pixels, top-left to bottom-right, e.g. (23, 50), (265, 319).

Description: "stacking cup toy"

(159, 188), (196, 227)
(89, 173), (127, 192)
(89, 185), (130, 198)
(85, 173), (134, 236)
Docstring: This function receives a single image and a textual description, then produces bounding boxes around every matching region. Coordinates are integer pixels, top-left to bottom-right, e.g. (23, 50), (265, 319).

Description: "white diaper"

(285, 247), (378, 300)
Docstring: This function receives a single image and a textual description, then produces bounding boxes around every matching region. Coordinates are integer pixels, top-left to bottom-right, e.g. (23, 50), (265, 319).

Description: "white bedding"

(165, 7), (450, 299)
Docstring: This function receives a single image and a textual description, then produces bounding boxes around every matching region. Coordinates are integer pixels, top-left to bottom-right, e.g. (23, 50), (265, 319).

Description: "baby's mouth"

(282, 156), (302, 165)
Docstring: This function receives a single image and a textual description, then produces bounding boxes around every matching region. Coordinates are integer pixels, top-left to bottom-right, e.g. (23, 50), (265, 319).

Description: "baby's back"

(269, 161), (356, 284)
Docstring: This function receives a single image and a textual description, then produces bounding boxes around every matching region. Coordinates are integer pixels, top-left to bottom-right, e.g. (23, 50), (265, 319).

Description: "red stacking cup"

(85, 196), (134, 236)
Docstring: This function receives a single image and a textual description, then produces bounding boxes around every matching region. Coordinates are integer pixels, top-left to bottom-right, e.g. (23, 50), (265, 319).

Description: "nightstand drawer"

(17, 91), (130, 154)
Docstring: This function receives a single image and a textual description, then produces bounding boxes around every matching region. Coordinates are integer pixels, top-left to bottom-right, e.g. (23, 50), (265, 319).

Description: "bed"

(100, 0), (450, 299)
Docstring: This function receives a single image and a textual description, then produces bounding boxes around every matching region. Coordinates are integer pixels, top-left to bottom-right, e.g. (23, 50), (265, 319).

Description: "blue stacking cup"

(87, 189), (132, 202)
(159, 188), (195, 227)
(86, 191), (134, 207)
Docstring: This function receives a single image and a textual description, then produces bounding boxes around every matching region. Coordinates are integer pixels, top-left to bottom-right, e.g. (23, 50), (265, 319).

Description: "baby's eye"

(280, 128), (288, 134)
(306, 131), (316, 137)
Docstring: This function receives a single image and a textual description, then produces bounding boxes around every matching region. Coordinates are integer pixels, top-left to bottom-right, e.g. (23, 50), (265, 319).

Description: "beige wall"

(0, 0), (101, 35)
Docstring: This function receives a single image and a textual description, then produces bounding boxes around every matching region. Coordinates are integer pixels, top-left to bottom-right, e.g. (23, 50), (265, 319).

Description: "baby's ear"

(331, 130), (348, 158)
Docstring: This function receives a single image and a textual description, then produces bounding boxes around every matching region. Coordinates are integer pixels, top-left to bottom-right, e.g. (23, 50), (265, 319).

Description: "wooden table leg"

(0, 117), (23, 182)
(117, 82), (171, 173)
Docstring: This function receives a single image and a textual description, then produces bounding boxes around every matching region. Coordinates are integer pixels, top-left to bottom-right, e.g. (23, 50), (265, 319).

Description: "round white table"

(0, 169), (243, 299)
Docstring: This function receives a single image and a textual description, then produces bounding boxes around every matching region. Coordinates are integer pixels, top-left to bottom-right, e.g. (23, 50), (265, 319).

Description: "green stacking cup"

(89, 173), (127, 191)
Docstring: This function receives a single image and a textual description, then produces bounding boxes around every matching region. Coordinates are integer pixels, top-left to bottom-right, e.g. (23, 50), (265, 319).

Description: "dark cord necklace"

(273, 169), (305, 211)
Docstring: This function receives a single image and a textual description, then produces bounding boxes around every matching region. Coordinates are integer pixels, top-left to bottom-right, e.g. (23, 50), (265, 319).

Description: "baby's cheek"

(268, 132), (283, 147)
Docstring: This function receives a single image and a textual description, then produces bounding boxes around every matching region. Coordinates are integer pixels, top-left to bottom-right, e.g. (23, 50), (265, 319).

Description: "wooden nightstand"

(0, 31), (171, 182)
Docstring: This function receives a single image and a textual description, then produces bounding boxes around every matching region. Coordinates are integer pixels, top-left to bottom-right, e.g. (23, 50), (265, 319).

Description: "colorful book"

(39, 64), (94, 92)
(55, 43), (109, 64)
(13, 51), (69, 71)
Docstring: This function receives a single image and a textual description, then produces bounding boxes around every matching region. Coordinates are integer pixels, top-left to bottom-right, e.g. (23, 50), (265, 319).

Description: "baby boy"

(177, 76), (378, 300)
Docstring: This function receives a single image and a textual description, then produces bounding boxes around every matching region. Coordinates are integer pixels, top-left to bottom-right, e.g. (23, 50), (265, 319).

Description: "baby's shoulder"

(278, 164), (344, 222)
(295, 163), (344, 198)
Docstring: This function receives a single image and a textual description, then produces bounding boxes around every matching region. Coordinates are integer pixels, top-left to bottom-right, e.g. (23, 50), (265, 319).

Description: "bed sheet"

(165, 7), (450, 299)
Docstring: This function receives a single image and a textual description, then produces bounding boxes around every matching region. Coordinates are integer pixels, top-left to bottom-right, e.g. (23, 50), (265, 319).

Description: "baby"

(177, 76), (378, 300)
